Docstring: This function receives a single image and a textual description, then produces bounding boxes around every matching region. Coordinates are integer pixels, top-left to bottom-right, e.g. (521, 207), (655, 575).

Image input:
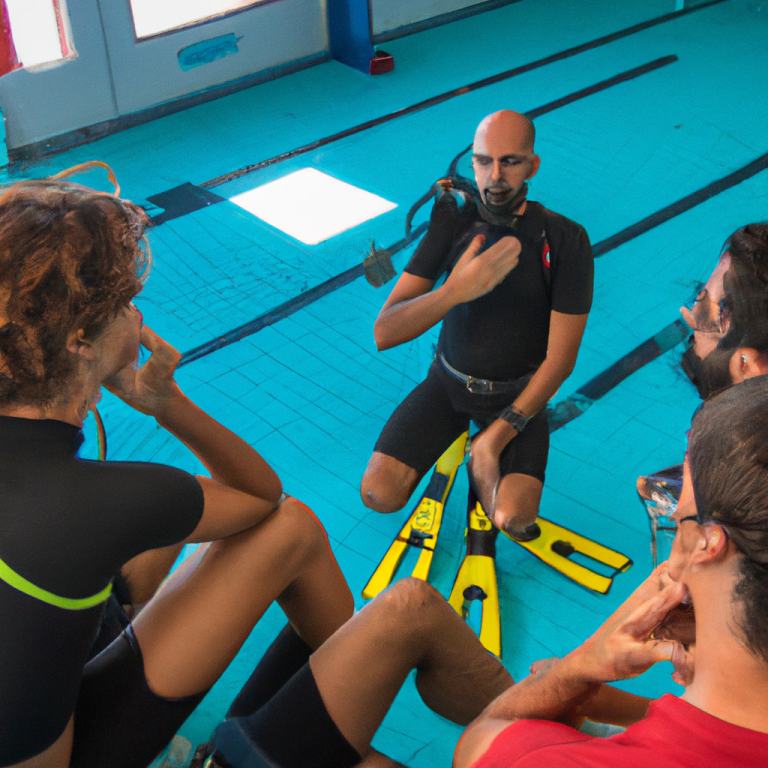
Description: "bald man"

(361, 111), (594, 540)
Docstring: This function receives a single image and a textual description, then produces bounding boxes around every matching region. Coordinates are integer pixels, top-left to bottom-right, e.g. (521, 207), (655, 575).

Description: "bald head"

(475, 111), (535, 153)
(472, 110), (539, 213)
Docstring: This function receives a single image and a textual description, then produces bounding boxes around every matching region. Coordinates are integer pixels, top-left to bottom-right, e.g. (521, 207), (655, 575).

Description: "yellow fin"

(506, 517), (632, 595)
(361, 432), (468, 599)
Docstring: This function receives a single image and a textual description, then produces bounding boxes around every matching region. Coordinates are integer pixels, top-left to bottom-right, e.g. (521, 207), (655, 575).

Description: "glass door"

(98, 0), (327, 114)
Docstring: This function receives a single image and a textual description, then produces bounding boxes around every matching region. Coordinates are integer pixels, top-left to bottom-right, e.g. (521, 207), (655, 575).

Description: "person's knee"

(245, 497), (330, 571)
(376, 578), (446, 633)
(494, 474), (542, 532)
(360, 479), (408, 514)
(360, 456), (417, 514)
(278, 497), (330, 554)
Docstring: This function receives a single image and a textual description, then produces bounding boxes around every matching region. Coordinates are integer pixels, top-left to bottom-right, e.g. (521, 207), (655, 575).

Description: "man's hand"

(104, 326), (183, 418)
(467, 425), (516, 519)
(565, 563), (688, 684)
(653, 598), (696, 686)
(444, 234), (521, 305)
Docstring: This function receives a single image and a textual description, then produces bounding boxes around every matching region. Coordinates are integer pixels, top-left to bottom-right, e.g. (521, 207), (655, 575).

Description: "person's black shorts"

(70, 597), (207, 768)
(210, 663), (361, 768)
(374, 360), (549, 483)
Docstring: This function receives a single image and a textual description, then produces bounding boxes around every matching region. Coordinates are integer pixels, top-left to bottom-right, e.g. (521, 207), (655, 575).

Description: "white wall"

(370, 0), (485, 36)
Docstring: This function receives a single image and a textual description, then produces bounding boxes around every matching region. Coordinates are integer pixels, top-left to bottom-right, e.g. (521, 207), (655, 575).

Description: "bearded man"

(360, 110), (594, 540)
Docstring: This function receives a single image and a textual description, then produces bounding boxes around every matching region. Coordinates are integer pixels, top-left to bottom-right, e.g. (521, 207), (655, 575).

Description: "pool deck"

(5, 0), (768, 763)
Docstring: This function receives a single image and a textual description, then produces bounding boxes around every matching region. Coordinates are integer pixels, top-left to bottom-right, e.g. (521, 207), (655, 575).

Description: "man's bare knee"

(376, 578), (446, 631)
(494, 474), (542, 532)
(360, 481), (409, 514)
(360, 454), (418, 514)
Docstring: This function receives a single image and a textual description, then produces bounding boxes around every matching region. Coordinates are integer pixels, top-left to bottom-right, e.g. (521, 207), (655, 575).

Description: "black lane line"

(547, 320), (689, 432)
(178, 223), (428, 366)
(178, 56), (677, 365)
(199, 0), (726, 190)
(153, 55), (676, 229)
(526, 55), (675, 120)
(592, 151), (768, 257)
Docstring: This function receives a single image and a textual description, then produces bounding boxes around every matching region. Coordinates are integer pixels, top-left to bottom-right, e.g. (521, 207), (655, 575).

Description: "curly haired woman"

(0, 175), (353, 768)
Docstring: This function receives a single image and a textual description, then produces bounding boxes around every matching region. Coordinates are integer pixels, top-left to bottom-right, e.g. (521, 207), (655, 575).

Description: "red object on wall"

(369, 50), (394, 75)
(0, 0), (20, 77)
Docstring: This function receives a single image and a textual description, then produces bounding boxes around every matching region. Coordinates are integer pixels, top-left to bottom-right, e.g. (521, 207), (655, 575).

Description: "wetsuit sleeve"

(548, 221), (594, 315)
(105, 462), (205, 559)
(403, 194), (464, 280)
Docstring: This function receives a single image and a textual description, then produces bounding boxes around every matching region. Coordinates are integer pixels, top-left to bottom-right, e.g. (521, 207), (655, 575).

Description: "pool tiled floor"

(7, 1), (768, 763)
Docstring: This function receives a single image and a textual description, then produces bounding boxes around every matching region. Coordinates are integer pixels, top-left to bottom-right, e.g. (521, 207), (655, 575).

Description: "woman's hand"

(105, 326), (183, 418)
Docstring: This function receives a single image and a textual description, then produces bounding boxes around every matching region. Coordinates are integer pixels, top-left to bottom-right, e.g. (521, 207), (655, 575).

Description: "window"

(129, 0), (267, 40)
(4, 0), (74, 69)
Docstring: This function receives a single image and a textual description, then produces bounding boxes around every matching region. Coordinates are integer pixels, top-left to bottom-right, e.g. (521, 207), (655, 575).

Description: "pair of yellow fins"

(362, 432), (632, 657)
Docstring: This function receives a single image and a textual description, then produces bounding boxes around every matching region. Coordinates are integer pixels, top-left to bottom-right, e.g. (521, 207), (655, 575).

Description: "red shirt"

(470, 694), (768, 767)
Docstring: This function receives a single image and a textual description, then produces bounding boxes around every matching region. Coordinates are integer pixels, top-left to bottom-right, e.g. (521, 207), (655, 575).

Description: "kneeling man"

(361, 110), (594, 539)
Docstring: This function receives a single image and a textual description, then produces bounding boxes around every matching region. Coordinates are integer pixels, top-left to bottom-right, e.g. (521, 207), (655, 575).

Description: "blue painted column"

(327, 0), (393, 74)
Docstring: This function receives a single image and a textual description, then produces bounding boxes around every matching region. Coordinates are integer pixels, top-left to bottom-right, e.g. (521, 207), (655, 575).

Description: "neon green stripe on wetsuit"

(0, 553), (112, 610)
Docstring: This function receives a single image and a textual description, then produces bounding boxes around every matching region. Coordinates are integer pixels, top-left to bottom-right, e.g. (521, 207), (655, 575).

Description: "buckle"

(466, 376), (492, 394)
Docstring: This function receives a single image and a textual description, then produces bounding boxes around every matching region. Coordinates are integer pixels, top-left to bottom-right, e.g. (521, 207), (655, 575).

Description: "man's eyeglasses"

(681, 284), (731, 335)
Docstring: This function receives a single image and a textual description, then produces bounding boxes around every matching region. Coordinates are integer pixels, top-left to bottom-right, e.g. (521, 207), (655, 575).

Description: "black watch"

(499, 404), (529, 433)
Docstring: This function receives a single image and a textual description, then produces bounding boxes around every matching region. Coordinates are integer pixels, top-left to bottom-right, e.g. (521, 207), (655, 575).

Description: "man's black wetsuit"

(0, 416), (205, 768)
(374, 196), (593, 481)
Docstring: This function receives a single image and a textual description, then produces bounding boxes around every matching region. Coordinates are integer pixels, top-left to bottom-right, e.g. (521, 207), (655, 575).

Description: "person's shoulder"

(79, 458), (201, 499)
(533, 202), (588, 237)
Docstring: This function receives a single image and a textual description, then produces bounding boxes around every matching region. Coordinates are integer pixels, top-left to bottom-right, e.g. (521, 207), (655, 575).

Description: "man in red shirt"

(207, 376), (768, 768)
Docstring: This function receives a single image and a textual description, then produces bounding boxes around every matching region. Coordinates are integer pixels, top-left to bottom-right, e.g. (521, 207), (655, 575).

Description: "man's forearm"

(374, 284), (456, 350)
(480, 357), (573, 453)
(480, 653), (600, 725)
(579, 685), (651, 727)
(156, 388), (282, 504)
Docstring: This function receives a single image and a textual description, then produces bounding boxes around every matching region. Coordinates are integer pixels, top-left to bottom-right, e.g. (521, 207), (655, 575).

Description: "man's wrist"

(483, 653), (600, 723)
(438, 277), (463, 309)
(478, 419), (518, 453)
(559, 645), (611, 686)
(498, 403), (528, 433)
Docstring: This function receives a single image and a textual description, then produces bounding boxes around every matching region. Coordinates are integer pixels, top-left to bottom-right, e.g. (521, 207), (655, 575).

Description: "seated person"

(639, 223), (768, 539)
(680, 223), (768, 398)
(0, 178), (354, 768)
(205, 376), (768, 768)
(361, 110), (593, 541)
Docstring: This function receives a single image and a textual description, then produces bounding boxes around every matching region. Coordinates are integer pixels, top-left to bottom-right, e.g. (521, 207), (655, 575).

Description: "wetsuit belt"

(438, 354), (525, 394)
(0, 553), (112, 610)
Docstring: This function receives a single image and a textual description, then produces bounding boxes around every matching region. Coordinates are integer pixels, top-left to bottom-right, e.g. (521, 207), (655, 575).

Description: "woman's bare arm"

(106, 327), (283, 540)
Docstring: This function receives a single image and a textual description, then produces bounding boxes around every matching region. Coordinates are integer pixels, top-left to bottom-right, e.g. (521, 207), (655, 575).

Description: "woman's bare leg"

(119, 543), (185, 614)
(310, 578), (513, 759)
(131, 498), (354, 698)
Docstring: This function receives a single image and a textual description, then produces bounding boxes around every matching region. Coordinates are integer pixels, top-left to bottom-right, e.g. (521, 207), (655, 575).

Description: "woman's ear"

(66, 329), (96, 360)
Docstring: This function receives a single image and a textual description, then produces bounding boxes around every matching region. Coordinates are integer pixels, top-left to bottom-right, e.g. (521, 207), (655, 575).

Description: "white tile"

(229, 168), (397, 245)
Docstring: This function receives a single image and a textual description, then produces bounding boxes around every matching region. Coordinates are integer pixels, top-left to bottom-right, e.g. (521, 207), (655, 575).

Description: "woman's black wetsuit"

(0, 416), (204, 767)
